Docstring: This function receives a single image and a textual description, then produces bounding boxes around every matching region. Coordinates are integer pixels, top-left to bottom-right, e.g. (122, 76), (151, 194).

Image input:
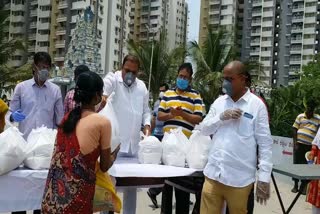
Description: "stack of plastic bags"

(0, 127), (26, 175)
(24, 126), (57, 170)
(137, 127), (212, 170)
(138, 134), (162, 164)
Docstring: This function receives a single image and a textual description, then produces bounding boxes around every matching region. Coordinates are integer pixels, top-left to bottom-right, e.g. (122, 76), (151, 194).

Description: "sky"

(186, 0), (201, 42)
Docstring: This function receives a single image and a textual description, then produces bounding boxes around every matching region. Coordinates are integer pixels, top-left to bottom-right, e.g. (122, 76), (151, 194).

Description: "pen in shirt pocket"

(243, 112), (253, 119)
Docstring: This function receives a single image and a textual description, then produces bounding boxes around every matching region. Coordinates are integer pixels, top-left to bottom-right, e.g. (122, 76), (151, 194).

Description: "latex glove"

(256, 181), (270, 205)
(219, 108), (242, 121)
(11, 110), (26, 122)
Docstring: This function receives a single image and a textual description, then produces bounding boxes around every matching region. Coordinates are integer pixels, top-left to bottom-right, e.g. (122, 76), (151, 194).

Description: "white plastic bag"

(24, 126), (57, 169)
(99, 93), (121, 152)
(0, 127), (26, 175)
(186, 131), (211, 169)
(138, 134), (162, 164)
(162, 128), (189, 167)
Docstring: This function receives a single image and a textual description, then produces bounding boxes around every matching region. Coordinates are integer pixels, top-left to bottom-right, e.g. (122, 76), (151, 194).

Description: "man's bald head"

(224, 61), (246, 75)
(222, 60), (251, 100)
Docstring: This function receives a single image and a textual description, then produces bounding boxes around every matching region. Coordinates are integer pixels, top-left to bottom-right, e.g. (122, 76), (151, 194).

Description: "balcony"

(262, 21), (273, 27)
(250, 40), (260, 46)
(11, 4), (24, 11)
(54, 55), (65, 62)
(30, 0), (38, 6)
(11, 15), (24, 23)
(251, 31), (261, 36)
(292, 16), (303, 23)
(56, 28), (66, 36)
(38, 10), (50, 18)
(36, 46), (49, 52)
(30, 10), (38, 17)
(305, 17), (316, 24)
(29, 22), (37, 29)
(57, 15), (67, 23)
(252, 11), (262, 17)
(303, 49), (315, 55)
(292, 6), (304, 12)
(290, 48), (302, 54)
(261, 51), (272, 57)
(39, 0), (51, 6)
(55, 40), (66, 49)
(304, 38), (315, 45)
(252, 0), (262, 7)
(209, 9), (220, 15)
(37, 34), (49, 41)
(251, 21), (261, 26)
(291, 37), (302, 43)
(209, 0), (220, 5)
(38, 22), (50, 29)
(11, 26), (24, 34)
(291, 27), (303, 33)
(28, 34), (36, 40)
(290, 57), (302, 64)
(28, 45), (36, 52)
(263, 11), (274, 17)
(58, 1), (68, 9)
(304, 27), (315, 34)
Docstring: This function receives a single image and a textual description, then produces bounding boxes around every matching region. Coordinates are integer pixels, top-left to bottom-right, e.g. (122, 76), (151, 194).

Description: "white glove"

(219, 109), (243, 121)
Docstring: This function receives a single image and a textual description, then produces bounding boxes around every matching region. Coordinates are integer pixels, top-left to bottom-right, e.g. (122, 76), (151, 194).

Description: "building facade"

(130, 0), (188, 50)
(199, 0), (320, 87)
(4, 0), (132, 74)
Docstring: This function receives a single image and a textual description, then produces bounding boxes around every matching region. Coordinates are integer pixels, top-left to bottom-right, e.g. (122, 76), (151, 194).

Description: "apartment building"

(3, 0), (51, 67)
(199, 0), (320, 87)
(130, 0), (188, 50)
(104, 0), (131, 72)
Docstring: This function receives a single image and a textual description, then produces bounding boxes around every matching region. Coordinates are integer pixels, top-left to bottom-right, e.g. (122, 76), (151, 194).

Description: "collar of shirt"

(31, 78), (48, 88)
(223, 89), (251, 103)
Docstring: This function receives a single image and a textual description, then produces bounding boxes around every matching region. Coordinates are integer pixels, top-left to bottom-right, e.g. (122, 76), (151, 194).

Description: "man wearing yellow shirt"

(292, 99), (320, 194)
(0, 98), (9, 133)
(158, 62), (203, 214)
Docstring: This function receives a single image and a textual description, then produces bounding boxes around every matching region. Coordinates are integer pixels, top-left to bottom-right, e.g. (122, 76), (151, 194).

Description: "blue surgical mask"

(38, 69), (49, 82)
(124, 72), (136, 87)
(222, 79), (233, 97)
(176, 78), (189, 90)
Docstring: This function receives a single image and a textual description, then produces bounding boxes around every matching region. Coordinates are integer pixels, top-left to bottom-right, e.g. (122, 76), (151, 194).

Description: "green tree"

(127, 32), (186, 100)
(0, 9), (29, 96)
(188, 28), (235, 108)
(299, 54), (320, 100)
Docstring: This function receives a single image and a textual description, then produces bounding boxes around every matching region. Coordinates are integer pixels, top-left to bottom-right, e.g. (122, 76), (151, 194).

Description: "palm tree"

(188, 27), (235, 108)
(0, 9), (29, 96)
(127, 31), (186, 100)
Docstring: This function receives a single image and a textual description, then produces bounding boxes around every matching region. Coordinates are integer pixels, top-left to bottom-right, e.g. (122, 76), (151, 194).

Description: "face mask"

(159, 91), (164, 99)
(124, 72), (136, 87)
(38, 69), (49, 82)
(222, 79), (233, 97)
(176, 78), (189, 90)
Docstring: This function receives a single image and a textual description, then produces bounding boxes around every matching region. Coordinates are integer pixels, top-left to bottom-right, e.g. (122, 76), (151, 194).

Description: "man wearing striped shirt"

(158, 62), (204, 214)
(292, 99), (320, 194)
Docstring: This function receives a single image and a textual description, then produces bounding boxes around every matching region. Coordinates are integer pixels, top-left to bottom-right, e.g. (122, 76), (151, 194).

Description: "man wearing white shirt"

(103, 55), (151, 214)
(199, 61), (273, 214)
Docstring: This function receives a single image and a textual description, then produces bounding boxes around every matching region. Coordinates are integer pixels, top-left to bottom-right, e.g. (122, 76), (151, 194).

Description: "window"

(151, 7), (158, 11)
(221, 5), (228, 10)
(99, 18), (102, 24)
